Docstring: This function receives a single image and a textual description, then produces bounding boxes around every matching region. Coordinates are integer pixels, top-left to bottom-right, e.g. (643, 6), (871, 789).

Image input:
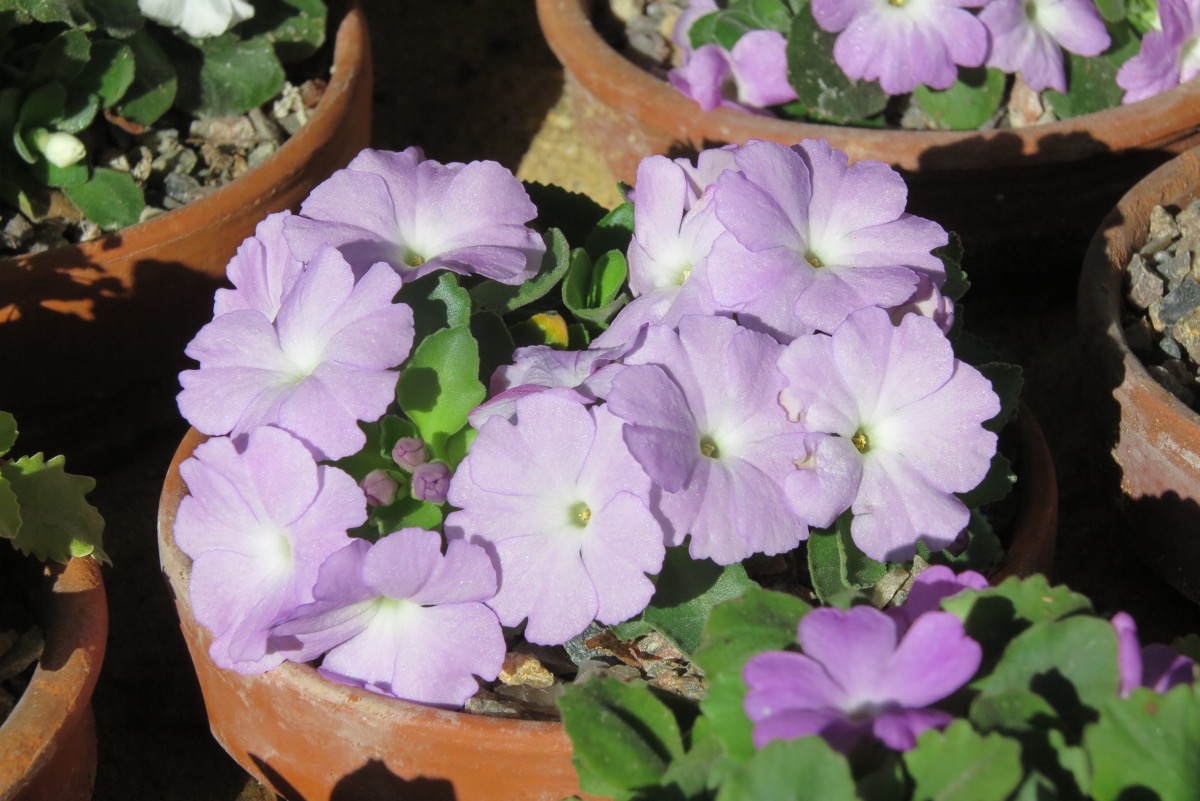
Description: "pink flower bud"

(361, 469), (399, 507)
(391, 437), (428, 471)
(411, 461), (451, 504)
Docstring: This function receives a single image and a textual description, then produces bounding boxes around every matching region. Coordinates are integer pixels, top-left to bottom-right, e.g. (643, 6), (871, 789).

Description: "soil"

(5, 0), (1198, 799)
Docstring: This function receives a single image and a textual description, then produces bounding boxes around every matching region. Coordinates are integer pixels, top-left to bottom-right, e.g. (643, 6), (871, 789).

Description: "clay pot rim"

(1078, 147), (1200, 424)
(0, 554), (108, 796)
(0, 0), (368, 273)
(535, 0), (1200, 172)
(158, 407), (1055, 733)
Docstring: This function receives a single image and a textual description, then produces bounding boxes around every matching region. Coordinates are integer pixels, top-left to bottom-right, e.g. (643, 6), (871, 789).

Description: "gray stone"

(1178, 199), (1200, 239)
(247, 142), (278, 170)
(1160, 330), (1183, 359)
(610, 0), (646, 23)
(1151, 278), (1200, 328)
(1149, 204), (1181, 242)
(1173, 307), (1200, 363)
(1156, 248), (1193, 290)
(163, 172), (206, 206)
(563, 622), (616, 666)
(2, 215), (33, 251)
(1127, 253), (1164, 309)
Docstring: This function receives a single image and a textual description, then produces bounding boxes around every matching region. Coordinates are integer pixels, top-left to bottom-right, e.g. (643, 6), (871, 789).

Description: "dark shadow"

(252, 756), (458, 801)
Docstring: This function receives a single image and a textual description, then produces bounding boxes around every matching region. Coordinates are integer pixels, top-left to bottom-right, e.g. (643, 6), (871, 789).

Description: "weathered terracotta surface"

(535, 0), (1200, 248)
(0, 555), (108, 801)
(1078, 147), (1200, 603)
(157, 408), (1055, 801)
(0, 0), (373, 418)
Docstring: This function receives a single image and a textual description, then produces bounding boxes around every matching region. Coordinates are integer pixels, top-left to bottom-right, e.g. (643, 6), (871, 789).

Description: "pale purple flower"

(469, 342), (631, 426)
(391, 437), (427, 471)
(669, 31), (798, 112)
(272, 530), (505, 707)
(360, 469), (398, 507)
(672, 0), (719, 54)
(893, 565), (989, 626)
(811, 0), (990, 94)
(178, 246), (415, 461)
(175, 426), (363, 673)
(777, 307), (1000, 562)
(445, 393), (665, 645)
(213, 211), (303, 321)
(604, 316), (813, 565)
(980, 0), (1111, 93)
(284, 147), (545, 284)
(744, 605), (982, 753)
(706, 139), (948, 339)
(411, 462), (451, 504)
(1112, 612), (1197, 697)
(887, 274), (955, 334)
(1118, 0), (1200, 104)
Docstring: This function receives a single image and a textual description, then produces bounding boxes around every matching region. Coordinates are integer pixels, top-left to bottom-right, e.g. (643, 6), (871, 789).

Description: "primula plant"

(0, 0), (327, 232)
(663, 0), (1183, 129)
(173, 137), (1025, 712)
(560, 569), (1200, 801)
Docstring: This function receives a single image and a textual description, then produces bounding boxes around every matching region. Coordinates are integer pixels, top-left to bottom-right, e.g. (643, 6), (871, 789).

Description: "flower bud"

(32, 129), (86, 169)
(391, 437), (428, 471)
(360, 469), (399, 507)
(411, 461), (451, 504)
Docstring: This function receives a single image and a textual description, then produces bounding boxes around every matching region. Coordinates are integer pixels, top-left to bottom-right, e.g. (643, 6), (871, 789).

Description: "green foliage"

(1045, 22), (1140, 118)
(912, 68), (1006, 131)
(395, 325), (486, 458)
(904, 721), (1023, 801)
(0, 413), (105, 565)
(63, 165), (143, 229)
(784, 9), (888, 125)
(562, 247), (630, 330)
(470, 229), (572, 314)
(807, 514), (887, 604)
(717, 737), (859, 801)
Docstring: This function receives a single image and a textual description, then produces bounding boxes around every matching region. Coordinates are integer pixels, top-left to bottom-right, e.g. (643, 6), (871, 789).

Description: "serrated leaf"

(64, 167), (144, 229)
(913, 68), (1006, 131)
(0, 475), (20, 544)
(976, 362), (1023, 433)
(694, 586), (810, 761)
(396, 325), (486, 457)
(0, 453), (105, 564)
(716, 737), (858, 801)
(904, 720), (1024, 801)
(470, 228), (570, 314)
(584, 200), (634, 259)
(117, 28), (176, 125)
(786, 11), (888, 124)
(0, 410), (16, 456)
(1085, 684), (1200, 801)
(559, 677), (685, 800)
(937, 233), (970, 302)
(617, 546), (757, 656)
(807, 515), (887, 604)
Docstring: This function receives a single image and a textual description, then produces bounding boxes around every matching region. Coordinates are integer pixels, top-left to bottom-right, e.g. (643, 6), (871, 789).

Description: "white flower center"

(567, 500), (592, 528)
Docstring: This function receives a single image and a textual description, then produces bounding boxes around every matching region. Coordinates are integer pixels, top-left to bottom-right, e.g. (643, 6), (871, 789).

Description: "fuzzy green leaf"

(117, 28), (176, 125)
(904, 721), (1024, 801)
(937, 233), (969, 302)
(237, 0), (326, 62)
(785, 11), (888, 124)
(396, 325), (486, 457)
(71, 39), (136, 108)
(913, 68), (1006, 131)
(0, 453), (106, 563)
(1094, 0), (1124, 21)
(400, 272), (472, 345)
(807, 515), (887, 604)
(64, 167), (144, 229)
(716, 737), (858, 801)
(1085, 684), (1200, 801)
(172, 32), (285, 117)
(470, 228), (571, 314)
(523, 180), (607, 246)
(559, 677), (685, 800)
(1045, 22), (1138, 118)
(563, 248), (629, 329)
(469, 310), (516, 397)
(35, 29), (91, 83)
(0, 410), (16, 456)
(694, 586), (810, 761)
(943, 574), (1093, 662)
(584, 200), (634, 260)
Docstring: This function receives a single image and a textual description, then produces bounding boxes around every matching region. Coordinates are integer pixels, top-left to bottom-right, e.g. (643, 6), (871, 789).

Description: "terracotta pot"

(535, 0), (1200, 259)
(1078, 146), (1200, 603)
(0, 554), (108, 801)
(156, 406), (1056, 801)
(0, 0), (373, 419)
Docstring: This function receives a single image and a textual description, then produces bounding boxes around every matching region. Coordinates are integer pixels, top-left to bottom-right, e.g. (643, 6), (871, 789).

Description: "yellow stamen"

(700, 436), (719, 458)
(806, 253), (823, 268)
(851, 431), (869, 453)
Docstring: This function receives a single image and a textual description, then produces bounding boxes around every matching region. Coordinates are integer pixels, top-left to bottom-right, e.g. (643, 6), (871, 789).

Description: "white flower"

(138, 0), (255, 38)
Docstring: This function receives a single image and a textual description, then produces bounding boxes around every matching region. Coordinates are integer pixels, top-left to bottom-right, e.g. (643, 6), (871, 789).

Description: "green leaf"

(172, 31), (285, 117)
(977, 362), (1023, 433)
(657, 723), (731, 800)
(86, 0), (142, 36)
(1094, 0), (1124, 21)
(236, 0), (326, 62)
(395, 325), (486, 457)
(470, 228), (571, 314)
(13, 0), (93, 26)
(559, 677), (685, 800)
(0, 410), (16, 456)
(1085, 684), (1200, 801)
(974, 616), (1120, 734)
(937, 233), (969, 302)
(615, 546), (757, 655)
(957, 451), (1015, 509)
(970, 688), (1060, 734)
(442, 425), (476, 470)
(807, 515), (887, 604)
(400, 272), (472, 345)
(716, 737), (858, 801)
(737, 0), (794, 33)
(693, 586), (810, 761)
(928, 511), (1004, 575)
(371, 493), (443, 536)
(709, 11), (759, 50)
(904, 720), (1024, 801)
(117, 28), (176, 125)
(523, 180), (607, 246)
(562, 248), (630, 329)
(688, 10), (721, 49)
(469, 310), (516, 397)
(584, 200), (634, 260)
(912, 68), (1006, 131)
(70, 39), (136, 108)
(785, 11), (888, 124)
(15, 82), (67, 162)
(64, 167), (144, 230)
(0, 453), (106, 564)
(35, 29), (90, 84)
(0, 475), (20, 545)
(331, 419), (390, 482)
(1044, 22), (1138, 118)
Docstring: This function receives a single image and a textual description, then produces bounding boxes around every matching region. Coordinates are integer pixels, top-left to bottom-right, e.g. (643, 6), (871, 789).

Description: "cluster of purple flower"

(670, 0), (1199, 112)
(175, 138), (1001, 708)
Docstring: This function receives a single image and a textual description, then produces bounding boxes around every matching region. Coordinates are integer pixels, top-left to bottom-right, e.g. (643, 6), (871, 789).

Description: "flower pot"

(1078, 146), (1200, 604)
(535, 0), (1200, 268)
(0, 0), (373, 420)
(156, 404), (1056, 801)
(0, 554), (108, 801)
